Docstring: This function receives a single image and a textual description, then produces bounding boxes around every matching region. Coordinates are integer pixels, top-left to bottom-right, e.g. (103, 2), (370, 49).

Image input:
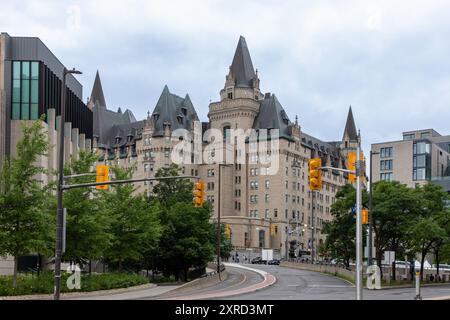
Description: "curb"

(0, 283), (158, 300)
(166, 263), (276, 300)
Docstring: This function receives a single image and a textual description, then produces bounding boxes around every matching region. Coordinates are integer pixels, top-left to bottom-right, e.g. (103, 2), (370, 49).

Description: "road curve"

(154, 263), (276, 300)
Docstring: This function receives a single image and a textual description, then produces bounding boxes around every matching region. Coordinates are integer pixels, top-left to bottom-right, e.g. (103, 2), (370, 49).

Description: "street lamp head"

(65, 68), (82, 75)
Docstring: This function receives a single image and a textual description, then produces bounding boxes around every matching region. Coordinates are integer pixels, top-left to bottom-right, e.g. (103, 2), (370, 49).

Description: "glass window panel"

(417, 168), (426, 180)
(12, 80), (21, 103)
(416, 155), (426, 167)
(21, 103), (30, 120)
(31, 62), (39, 80)
(30, 80), (39, 103)
(21, 79), (29, 103)
(30, 104), (38, 120)
(12, 103), (20, 120)
(13, 61), (21, 79)
(21, 61), (30, 79)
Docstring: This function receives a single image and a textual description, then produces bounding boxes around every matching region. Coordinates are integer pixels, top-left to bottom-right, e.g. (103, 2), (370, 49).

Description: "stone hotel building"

(90, 36), (364, 259)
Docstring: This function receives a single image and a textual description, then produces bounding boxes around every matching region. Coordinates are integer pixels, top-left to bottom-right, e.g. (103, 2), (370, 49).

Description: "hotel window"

(274, 209), (278, 218)
(164, 150), (170, 158)
(265, 194), (269, 203)
(265, 209), (270, 219)
(250, 181), (259, 190)
(421, 132), (430, 138)
(403, 133), (414, 140)
(265, 180), (270, 189)
(380, 147), (393, 158)
(11, 61), (40, 120)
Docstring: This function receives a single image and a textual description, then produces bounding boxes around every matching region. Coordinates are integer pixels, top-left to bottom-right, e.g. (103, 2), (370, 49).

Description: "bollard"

(414, 271), (422, 300)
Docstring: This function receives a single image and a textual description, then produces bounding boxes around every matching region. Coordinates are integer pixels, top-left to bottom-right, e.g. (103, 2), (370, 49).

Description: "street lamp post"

(54, 68), (82, 300)
(368, 150), (379, 267)
(217, 163), (231, 279)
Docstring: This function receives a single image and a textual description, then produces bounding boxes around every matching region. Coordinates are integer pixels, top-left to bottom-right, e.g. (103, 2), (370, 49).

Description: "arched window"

(223, 125), (231, 142)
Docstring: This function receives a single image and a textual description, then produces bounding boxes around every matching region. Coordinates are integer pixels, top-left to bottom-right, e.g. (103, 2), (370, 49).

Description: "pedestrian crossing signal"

(96, 164), (109, 190)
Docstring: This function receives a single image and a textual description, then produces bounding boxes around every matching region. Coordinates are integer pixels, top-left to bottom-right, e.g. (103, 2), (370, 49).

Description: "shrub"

(0, 272), (149, 296)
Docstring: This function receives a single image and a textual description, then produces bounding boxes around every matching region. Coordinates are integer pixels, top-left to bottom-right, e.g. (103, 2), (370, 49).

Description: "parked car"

(251, 257), (262, 264)
(268, 259), (280, 265)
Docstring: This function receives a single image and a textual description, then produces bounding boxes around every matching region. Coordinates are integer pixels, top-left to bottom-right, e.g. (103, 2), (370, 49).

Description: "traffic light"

(362, 209), (369, 225)
(96, 164), (109, 190)
(193, 180), (206, 207)
(360, 151), (366, 178)
(224, 224), (231, 238)
(309, 158), (322, 190)
(347, 152), (357, 182)
(270, 223), (277, 236)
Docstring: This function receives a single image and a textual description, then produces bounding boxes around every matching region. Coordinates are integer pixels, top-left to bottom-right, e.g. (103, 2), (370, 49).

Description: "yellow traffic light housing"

(362, 209), (369, 225)
(270, 223), (276, 236)
(96, 164), (109, 190)
(309, 158), (322, 190)
(193, 180), (206, 207)
(224, 224), (231, 238)
(347, 152), (356, 182)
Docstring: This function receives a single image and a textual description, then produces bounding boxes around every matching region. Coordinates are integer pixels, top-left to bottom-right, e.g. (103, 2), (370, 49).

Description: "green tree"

(371, 180), (419, 279)
(0, 117), (54, 287)
(212, 223), (233, 260)
(156, 202), (215, 280)
(150, 164), (215, 280)
(151, 164), (193, 205)
(101, 165), (160, 271)
(405, 183), (449, 280)
(62, 151), (112, 269)
(323, 184), (361, 268)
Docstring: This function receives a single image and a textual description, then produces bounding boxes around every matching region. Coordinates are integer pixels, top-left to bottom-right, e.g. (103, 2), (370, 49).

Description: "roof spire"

(342, 105), (358, 142)
(230, 36), (256, 88)
(89, 70), (107, 108)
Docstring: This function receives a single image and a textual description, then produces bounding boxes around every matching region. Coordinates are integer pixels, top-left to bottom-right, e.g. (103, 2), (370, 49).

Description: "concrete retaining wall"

(281, 261), (355, 282)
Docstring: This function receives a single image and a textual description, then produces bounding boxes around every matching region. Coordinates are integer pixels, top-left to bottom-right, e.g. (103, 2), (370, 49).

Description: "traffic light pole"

(318, 154), (363, 300)
(356, 146), (363, 300)
(311, 190), (315, 264)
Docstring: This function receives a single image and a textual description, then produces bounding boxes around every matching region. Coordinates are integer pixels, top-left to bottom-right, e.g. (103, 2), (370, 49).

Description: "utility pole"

(54, 68), (81, 300)
(356, 140), (363, 300)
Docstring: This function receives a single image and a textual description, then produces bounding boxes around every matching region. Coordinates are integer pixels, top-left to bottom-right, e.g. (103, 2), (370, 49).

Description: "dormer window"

(127, 134), (133, 142)
(153, 113), (159, 121)
(181, 107), (187, 116)
(177, 115), (183, 125)
(227, 92), (233, 99)
(115, 136), (121, 144)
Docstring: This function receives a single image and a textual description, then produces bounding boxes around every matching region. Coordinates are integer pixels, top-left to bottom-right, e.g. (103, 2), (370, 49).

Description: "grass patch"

(0, 272), (150, 296)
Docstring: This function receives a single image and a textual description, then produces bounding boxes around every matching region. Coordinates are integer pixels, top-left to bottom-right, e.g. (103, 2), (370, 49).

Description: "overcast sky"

(2, 0), (450, 157)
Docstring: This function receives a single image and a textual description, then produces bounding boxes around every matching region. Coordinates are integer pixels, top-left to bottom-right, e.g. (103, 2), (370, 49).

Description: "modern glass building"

(0, 32), (92, 163)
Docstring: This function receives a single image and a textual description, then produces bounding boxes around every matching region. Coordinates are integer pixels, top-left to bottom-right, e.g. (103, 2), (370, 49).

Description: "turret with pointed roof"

(88, 70), (107, 109)
(149, 85), (199, 136)
(342, 106), (358, 142)
(229, 36), (257, 88)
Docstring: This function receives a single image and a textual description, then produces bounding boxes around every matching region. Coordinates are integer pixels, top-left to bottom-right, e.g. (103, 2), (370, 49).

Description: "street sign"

(383, 251), (395, 265)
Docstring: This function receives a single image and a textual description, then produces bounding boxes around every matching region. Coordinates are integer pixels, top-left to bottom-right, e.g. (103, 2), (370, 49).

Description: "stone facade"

(93, 36), (364, 260)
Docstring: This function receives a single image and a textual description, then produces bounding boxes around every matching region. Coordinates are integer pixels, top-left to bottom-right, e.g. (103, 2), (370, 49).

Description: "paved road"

(219, 264), (450, 300)
(153, 265), (267, 300)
